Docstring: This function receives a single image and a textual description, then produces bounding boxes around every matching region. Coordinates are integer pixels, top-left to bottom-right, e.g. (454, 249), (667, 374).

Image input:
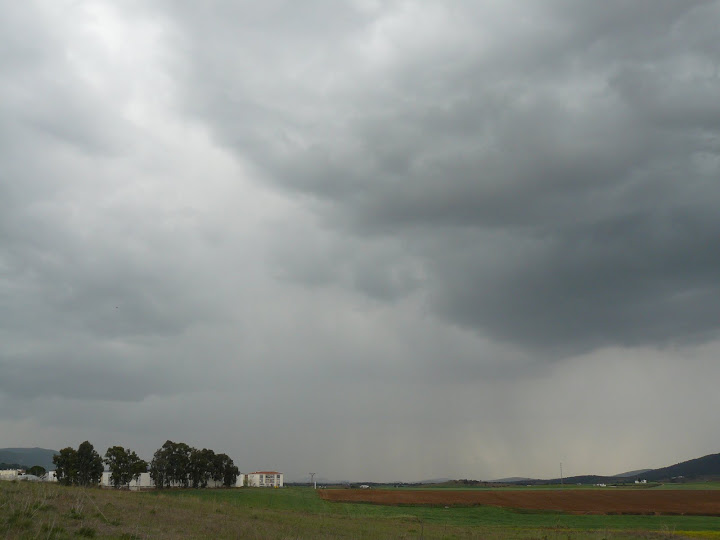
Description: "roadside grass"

(2, 481), (720, 539)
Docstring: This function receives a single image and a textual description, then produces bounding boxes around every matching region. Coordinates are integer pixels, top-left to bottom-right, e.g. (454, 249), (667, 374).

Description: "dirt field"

(318, 489), (720, 515)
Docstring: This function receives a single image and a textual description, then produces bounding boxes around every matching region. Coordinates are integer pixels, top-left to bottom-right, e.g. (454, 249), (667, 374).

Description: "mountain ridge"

(0, 448), (59, 471)
(511, 452), (720, 485)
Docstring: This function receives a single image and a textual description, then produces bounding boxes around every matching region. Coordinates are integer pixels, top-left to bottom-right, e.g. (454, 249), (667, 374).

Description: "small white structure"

(100, 472), (154, 490)
(242, 471), (283, 488)
(0, 469), (22, 480)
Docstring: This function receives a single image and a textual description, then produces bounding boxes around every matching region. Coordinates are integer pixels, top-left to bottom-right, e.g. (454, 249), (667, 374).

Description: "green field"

(654, 483), (720, 490)
(171, 487), (720, 532)
(3, 481), (720, 539)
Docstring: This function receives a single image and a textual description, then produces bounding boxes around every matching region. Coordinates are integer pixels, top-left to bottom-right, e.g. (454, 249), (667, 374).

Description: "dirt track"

(318, 489), (720, 515)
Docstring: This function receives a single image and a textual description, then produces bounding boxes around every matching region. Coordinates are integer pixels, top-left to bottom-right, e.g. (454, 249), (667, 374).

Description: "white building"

(100, 471), (155, 490)
(13, 466), (283, 489)
(242, 471), (284, 488)
(0, 469), (21, 480)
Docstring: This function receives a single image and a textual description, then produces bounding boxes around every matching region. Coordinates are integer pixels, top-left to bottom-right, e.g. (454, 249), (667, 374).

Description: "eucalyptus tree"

(214, 453), (239, 487)
(189, 448), (216, 488)
(150, 440), (191, 488)
(53, 441), (103, 486)
(76, 441), (103, 486)
(104, 446), (148, 488)
(52, 447), (78, 486)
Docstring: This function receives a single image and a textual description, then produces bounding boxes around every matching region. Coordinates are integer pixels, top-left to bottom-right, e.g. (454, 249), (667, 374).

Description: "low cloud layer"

(2, 1), (719, 481)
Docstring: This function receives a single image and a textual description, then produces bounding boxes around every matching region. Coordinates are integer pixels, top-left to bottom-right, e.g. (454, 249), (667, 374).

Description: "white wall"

(99, 472), (233, 489)
(243, 472), (283, 487)
(100, 472), (154, 489)
(0, 469), (20, 480)
(22, 467), (281, 489)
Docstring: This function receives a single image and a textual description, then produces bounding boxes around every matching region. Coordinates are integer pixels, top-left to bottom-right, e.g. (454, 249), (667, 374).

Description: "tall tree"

(76, 441), (103, 486)
(150, 440), (191, 488)
(167, 441), (191, 488)
(189, 448), (215, 488)
(53, 447), (78, 486)
(128, 450), (148, 484)
(214, 453), (239, 487)
(104, 446), (148, 488)
(104, 446), (129, 488)
(27, 465), (46, 477)
(149, 446), (168, 489)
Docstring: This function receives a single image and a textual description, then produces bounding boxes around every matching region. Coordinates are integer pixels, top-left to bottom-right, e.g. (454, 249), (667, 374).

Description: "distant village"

(0, 467), (283, 489)
(0, 440), (283, 490)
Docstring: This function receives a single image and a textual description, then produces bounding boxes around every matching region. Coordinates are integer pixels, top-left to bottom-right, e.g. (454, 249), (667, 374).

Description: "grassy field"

(182, 487), (720, 531)
(654, 483), (720, 491)
(359, 482), (720, 492)
(3, 480), (720, 539)
(369, 484), (661, 491)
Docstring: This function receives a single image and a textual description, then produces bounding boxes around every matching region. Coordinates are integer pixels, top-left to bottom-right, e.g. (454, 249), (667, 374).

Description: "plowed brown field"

(318, 489), (720, 515)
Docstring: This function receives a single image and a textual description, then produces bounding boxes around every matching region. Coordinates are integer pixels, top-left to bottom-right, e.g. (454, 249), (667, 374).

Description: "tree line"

(149, 440), (238, 489)
(52, 440), (238, 489)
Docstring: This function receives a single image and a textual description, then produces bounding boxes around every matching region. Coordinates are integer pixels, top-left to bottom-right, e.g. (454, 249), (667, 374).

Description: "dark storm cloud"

(166, 0), (720, 353)
(430, 208), (720, 351)
(3, 0), (720, 482)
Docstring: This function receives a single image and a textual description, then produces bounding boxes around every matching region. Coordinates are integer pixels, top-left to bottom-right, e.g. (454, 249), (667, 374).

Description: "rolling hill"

(0, 447), (58, 470)
(507, 452), (720, 485)
(641, 453), (720, 482)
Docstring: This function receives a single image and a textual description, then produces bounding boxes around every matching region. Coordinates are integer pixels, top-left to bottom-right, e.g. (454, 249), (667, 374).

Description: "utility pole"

(560, 462), (563, 486)
(309, 472), (316, 489)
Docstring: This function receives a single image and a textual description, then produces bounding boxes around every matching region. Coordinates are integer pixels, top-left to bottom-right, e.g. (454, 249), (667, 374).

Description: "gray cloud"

(2, 0), (720, 481)
(166, 0), (720, 354)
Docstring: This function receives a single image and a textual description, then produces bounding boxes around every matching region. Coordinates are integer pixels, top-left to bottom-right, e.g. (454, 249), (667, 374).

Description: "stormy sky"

(2, 1), (720, 482)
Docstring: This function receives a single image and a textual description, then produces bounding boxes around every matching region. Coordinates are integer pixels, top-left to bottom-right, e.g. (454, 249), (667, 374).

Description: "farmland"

(3, 480), (720, 539)
(319, 487), (720, 515)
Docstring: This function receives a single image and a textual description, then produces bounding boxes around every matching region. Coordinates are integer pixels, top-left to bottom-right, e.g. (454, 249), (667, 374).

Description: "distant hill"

(504, 452), (720, 485)
(613, 469), (653, 478)
(521, 475), (620, 486)
(418, 478), (452, 484)
(0, 448), (58, 471)
(642, 453), (720, 482)
(491, 477), (533, 483)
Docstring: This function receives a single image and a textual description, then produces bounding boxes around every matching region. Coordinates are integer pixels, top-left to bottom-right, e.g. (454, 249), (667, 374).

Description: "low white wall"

(243, 472), (284, 487)
(0, 469), (20, 480)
